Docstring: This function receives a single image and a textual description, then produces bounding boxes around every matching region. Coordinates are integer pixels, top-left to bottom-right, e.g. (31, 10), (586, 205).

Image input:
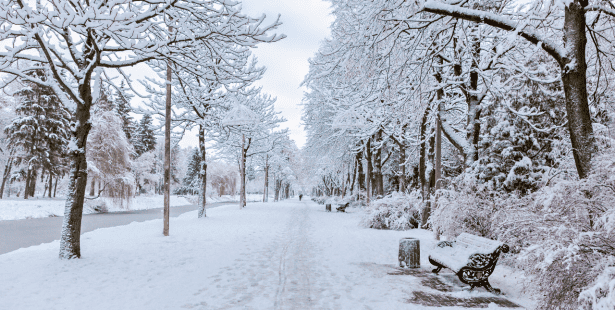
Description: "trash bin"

(399, 237), (420, 268)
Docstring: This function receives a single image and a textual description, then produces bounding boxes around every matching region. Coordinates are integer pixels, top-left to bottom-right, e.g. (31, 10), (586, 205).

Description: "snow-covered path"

(0, 199), (528, 309)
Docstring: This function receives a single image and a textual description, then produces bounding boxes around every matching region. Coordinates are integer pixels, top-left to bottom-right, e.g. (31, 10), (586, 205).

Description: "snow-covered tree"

(4, 70), (71, 199)
(174, 148), (201, 195)
(114, 82), (135, 142)
(86, 109), (134, 206)
(0, 0), (283, 258)
(215, 92), (287, 208)
(133, 114), (157, 157)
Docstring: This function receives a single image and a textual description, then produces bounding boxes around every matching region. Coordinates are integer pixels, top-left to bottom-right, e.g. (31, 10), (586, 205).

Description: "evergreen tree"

(4, 70), (71, 198)
(133, 114), (156, 156)
(174, 148), (201, 195)
(114, 81), (135, 141)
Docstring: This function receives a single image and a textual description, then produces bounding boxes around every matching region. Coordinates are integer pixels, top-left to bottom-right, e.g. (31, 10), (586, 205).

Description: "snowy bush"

(84, 199), (108, 213)
(491, 151), (615, 309)
(431, 180), (503, 239)
(361, 191), (423, 230)
(469, 118), (551, 195)
(578, 266), (615, 310)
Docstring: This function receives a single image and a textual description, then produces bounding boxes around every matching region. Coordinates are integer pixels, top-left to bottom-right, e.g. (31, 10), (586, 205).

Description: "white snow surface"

(0, 195), (193, 221)
(0, 199), (532, 309)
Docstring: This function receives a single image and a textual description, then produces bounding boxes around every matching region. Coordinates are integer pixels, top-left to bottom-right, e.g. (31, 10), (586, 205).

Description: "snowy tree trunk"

(60, 97), (93, 259)
(435, 60), (444, 191)
(419, 106), (430, 199)
(465, 26), (482, 167)
(562, 0), (593, 179)
(274, 177), (280, 201)
(24, 168), (32, 199)
(365, 139), (372, 204)
(43, 170), (48, 198)
(53, 175), (58, 197)
(350, 158), (357, 197)
(398, 145), (406, 193)
(89, 177), (95, 197)
(0, 150), (14, 199)
(263, 155), (269, 202)
(48, 174), (52, 198)
(163, 54), (172, 236)
(198, 125), (207, 218)
(374, 131), (384, 196)
(239, 134), (246, 209)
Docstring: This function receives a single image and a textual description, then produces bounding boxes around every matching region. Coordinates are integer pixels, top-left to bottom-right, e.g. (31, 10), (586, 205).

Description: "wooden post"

(163, 24), (172, 236)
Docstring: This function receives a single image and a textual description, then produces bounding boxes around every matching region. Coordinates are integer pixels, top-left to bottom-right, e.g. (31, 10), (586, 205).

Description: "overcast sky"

(194, 0), (334, 149)
(126, 1), (333, 149)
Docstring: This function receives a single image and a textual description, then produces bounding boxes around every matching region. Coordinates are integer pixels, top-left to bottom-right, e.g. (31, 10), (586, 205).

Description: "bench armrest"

(436, 241), (454, 248)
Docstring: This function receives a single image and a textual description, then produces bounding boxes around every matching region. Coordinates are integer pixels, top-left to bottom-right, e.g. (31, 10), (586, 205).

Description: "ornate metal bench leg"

(481, 280), (501, 295)
(429, 258), (444, 274)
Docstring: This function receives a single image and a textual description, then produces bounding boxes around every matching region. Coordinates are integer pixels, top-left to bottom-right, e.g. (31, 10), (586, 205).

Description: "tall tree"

(0, 0), (283, 258)
(133, 114), (157, 157)
(4, 70), (71, 199)
(114, 81), (135, 142)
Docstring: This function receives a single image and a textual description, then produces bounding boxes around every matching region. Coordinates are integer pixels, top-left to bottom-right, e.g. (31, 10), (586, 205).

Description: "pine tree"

(133, 114), (156, 156)
(4, 70), (71, 198)
(174, 148), (201, 195)
(114, 81), (135, 141)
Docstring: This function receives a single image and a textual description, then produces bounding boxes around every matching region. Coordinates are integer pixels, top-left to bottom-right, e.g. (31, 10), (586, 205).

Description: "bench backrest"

(455, 233), (503, 254)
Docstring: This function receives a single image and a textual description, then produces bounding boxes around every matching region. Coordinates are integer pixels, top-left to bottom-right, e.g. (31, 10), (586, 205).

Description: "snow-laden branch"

(421, 1), (566, 65)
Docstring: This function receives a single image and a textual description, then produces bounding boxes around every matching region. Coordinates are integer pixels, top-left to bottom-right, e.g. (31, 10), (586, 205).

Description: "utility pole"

(163, 23), (172, 236)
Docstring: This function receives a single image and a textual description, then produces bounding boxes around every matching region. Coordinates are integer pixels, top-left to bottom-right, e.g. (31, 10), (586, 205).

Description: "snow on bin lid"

(221, 104), (259, 126)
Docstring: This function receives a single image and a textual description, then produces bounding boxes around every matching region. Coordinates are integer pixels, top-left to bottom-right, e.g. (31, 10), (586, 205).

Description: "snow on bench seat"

(428, 233), (509, 294)
(430, 233), (503, 273)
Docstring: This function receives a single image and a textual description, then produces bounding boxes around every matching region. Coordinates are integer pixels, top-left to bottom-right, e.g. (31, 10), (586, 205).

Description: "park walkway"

(0, 199), (527, 309)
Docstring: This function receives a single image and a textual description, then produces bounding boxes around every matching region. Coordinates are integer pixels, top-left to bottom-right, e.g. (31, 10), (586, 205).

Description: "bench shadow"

(406, 291), (522, 308)
(373, 264), (523, 308)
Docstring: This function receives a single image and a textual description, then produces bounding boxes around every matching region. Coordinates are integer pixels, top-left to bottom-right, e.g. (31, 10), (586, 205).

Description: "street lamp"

(221, 103), (259, 209)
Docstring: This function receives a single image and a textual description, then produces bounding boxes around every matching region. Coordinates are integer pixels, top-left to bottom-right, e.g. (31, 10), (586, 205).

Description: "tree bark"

(374, 131), (384, 196)
(198, 125), (207, 218)
(0, 150), (14, 199)
(89, 177), (95, 197)
(263, 155), (269, 202)
(24, 168), (32, 199)
(365, 139), (372, 204)
(43, 170), (48, 198)
(419, 106), (430, 198)
(398, 145), (406, 192)
(350, 157), (357, 197)
(562, 0), (593, 179)
(435, 59), (444, 190)
(163, 47), (172, 236)
(59, 99), (92, 259)
(53, 175), (59, 197)
(239, 134), (246, 208)
(466, 26), (482, 167)
(30, 169), (38, 198)
(47, 173), (52, 198)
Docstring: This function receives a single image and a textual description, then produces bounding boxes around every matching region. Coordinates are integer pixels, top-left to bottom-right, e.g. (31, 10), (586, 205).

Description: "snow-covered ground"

(0, 199), (533, 309)
(0, 195), (193, 221)
(183, 193), (266, 204)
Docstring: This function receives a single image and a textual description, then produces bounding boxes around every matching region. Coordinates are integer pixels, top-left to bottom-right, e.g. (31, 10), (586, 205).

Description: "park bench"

(336, 202), (349, 212)
(428, 233), (509, 294)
